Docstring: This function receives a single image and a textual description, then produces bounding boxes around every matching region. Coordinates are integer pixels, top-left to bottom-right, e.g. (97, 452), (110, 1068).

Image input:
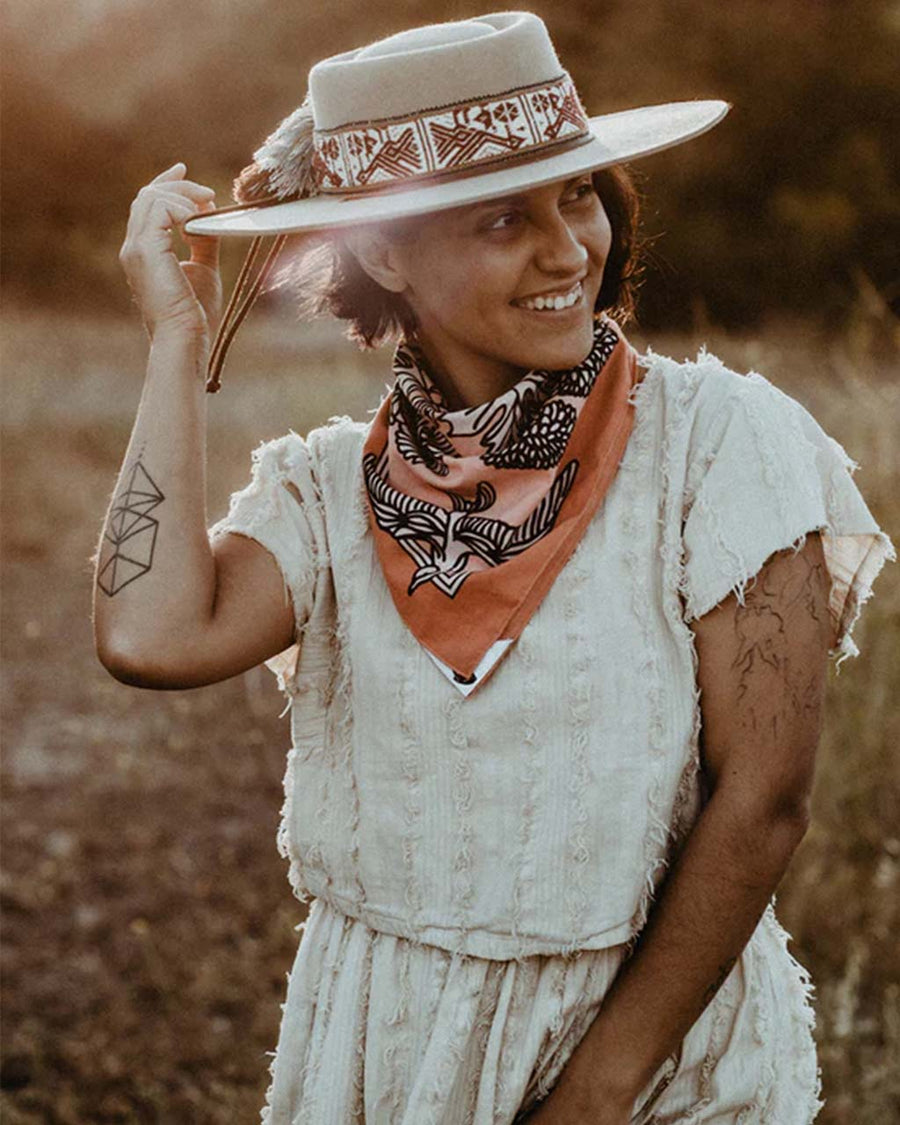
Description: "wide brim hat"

(185, 10), (730, 389)
(186, 11), (728, 239)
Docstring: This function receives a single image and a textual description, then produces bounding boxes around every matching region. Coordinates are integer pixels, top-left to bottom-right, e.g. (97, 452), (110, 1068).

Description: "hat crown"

(309, 11), (564, 131)
(356, 21), (494, 60)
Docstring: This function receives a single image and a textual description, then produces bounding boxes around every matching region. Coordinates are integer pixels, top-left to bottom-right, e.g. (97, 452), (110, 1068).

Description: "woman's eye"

(570, 182), (595, 202)
(487, 211), (519, 231)
(483, 184), (594, 232)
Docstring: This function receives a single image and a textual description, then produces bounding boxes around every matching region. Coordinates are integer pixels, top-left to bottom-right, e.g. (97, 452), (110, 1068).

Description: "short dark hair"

(274, 164), (645, 350)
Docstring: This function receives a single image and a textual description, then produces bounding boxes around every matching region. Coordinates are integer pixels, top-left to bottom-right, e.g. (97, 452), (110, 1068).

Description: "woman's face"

(358, 174), (613, 406)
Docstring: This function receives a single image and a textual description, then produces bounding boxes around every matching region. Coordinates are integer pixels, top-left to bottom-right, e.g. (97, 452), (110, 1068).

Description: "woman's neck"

(410, 331), (528, 410)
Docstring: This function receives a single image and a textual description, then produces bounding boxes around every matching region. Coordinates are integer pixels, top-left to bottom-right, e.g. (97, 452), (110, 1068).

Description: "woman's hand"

(119, 161), (221, 341)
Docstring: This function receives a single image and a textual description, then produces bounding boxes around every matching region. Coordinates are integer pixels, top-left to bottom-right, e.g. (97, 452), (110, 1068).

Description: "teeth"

(517, 281), (582, 311)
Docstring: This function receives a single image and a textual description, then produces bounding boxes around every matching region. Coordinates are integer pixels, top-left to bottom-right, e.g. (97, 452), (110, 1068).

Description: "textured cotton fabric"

(208, 345), (895, 1124)
(251, 896), (821, 1124)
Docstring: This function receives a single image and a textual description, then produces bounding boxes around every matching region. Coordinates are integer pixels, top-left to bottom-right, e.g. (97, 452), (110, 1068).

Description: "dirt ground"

(2, 306), (898, 1122)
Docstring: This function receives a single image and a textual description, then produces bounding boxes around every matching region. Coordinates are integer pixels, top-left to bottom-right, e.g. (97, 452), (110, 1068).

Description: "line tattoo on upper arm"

(731, 538), (829, 734)
(97, 453), (165, 596)
(700, 954), (738, 1013)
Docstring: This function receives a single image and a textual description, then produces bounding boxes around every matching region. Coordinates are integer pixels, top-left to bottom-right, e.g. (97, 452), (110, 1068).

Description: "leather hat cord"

(205, 232), (288, 393)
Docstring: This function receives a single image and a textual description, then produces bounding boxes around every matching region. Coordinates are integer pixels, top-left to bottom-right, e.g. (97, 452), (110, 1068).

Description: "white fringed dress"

(209, 346), (895, 1125)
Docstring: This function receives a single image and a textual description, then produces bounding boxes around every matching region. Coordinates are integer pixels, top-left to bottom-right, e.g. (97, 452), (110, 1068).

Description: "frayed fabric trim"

(507, 629), (541, 963)
(622, 348), (711, 948)
(444, 693), (477, 956)
(308, 419), (370, 911)
(676, 368), (896, 673)
(760, 902), (826, 1121)
(621, 355), (669, 945)
(560, 554), (593, 957)
(397, 625), (426, 928)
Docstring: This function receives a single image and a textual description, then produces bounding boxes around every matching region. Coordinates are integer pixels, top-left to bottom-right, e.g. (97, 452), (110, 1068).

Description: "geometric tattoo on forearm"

(96, 458), (164, 596)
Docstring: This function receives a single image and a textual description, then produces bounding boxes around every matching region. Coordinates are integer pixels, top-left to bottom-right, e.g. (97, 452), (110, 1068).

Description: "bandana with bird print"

(361, 314), (641, 696)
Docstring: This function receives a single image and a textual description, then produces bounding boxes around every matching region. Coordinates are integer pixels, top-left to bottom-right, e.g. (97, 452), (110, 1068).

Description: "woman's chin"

(511, 315), (595, 368)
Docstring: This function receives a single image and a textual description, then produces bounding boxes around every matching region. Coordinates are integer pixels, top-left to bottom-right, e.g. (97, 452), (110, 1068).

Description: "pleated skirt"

(260, 897), (823, 1125)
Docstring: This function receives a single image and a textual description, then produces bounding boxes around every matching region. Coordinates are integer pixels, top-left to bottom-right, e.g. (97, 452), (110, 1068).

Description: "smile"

(512, 280), (583, 312)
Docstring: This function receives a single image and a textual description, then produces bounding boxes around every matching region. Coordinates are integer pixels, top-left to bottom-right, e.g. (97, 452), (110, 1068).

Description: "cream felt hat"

(185, 10), (729, 389)
(186, 11), (728, 239)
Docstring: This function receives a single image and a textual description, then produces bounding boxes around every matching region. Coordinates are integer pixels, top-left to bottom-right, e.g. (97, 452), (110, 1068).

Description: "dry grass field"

(1, 303), (898, 1123)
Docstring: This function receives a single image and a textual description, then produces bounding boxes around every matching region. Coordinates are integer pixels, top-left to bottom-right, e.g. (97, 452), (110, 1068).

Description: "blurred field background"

(1, 0), (898, 1122)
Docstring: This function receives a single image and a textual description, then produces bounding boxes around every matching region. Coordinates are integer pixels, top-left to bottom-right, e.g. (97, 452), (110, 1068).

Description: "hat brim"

(183, 99), (729, 238)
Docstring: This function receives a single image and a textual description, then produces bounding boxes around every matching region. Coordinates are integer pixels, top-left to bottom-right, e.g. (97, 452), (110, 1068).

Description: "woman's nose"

(533, 213), (588, 276)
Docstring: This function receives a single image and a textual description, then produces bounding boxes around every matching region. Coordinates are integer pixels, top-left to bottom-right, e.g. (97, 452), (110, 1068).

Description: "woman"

(93, 12), (895, 1124)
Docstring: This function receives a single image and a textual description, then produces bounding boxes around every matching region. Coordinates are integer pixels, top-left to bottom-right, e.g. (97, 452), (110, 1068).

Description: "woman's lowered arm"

(522, 531), (832, 1124)
(92, 162), (295, 690)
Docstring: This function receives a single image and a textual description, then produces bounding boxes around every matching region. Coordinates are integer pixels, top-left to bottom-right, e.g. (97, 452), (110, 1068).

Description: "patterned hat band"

(311, 71), (592, 195)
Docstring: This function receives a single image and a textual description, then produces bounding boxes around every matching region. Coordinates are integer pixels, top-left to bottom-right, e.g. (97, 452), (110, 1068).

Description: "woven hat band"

(311, 71), (591, 194)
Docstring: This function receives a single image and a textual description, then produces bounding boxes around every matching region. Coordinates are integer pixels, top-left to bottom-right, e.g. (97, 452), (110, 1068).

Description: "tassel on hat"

(206, 94), (318, 392)
(234, 92), (319, 204)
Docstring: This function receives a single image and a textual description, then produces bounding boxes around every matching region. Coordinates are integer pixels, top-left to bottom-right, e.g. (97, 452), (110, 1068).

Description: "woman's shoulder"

(637, 341), (767, 411)
(306, 413), (370, 461)
(250, 415), (370, 491)
(635, 342), (806, 461)
(304, 414), (371, 500)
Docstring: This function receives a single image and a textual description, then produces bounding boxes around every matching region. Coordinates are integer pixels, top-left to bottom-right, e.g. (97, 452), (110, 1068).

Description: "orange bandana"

(362, 315), (641, 696)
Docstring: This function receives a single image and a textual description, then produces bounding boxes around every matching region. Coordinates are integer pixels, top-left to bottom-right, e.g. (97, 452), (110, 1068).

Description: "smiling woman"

(266, 163), (643, 367)
(93, 10), (895, 1125)
(340, 175), (613, 407)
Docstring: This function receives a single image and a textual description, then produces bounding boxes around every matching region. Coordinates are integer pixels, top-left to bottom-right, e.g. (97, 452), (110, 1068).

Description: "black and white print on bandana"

(363, 452), (580, 598)
(363, 318), (620, 600)
(389, 320), (619, 478)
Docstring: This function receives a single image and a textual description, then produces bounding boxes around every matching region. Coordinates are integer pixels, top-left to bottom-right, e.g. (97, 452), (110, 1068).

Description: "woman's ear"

(343, 225), (409, 294)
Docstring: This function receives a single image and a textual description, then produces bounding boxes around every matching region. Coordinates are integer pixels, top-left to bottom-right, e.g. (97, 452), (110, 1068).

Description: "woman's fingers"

(159, 180), (216, 203)
(121, 163), (222, 337)
(129, 192), (213, 245)
(183, 199), (220, 268)
(149, 189), (213, 225)
(132, 181), (214, 219)
(146, 193), (219, 266)
(141, 173), (220, 265)
(143, 188), (204, 213)
(151, 161), (187, 183)
(138, 196), (197, 237)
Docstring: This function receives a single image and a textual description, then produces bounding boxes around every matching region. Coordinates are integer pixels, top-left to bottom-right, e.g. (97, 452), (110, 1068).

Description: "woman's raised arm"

(92, 162), (295, 689)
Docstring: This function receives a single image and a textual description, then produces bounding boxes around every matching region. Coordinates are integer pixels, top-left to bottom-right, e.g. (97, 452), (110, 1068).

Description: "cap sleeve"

(208, 431), (325, 654)
(680, 371), (895, 668)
